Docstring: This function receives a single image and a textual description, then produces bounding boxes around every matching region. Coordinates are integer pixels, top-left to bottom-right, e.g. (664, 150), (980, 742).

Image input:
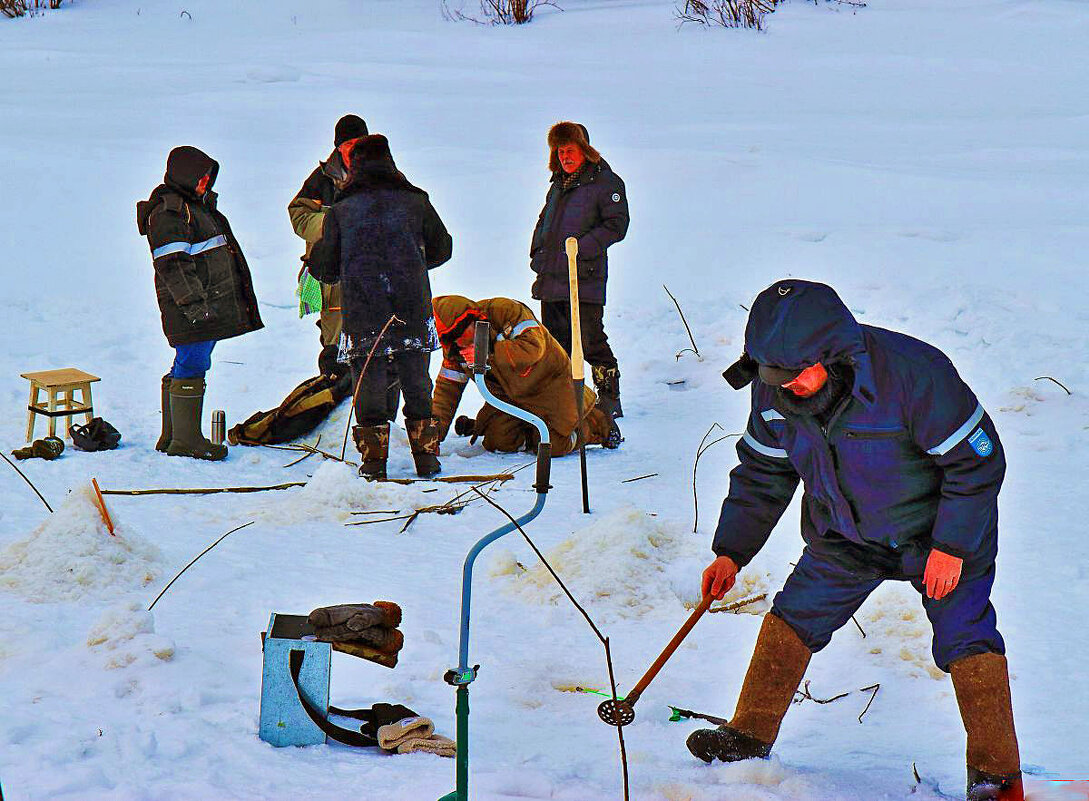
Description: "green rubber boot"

(155, 374), (173, 452)
(166, 378), (227, 461)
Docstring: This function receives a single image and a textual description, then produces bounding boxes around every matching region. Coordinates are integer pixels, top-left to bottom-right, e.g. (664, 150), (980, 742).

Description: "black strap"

(288, 650), (377, 747)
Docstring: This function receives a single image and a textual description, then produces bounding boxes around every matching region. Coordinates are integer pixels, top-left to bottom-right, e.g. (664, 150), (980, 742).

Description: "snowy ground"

(1, 0), (1087, 798)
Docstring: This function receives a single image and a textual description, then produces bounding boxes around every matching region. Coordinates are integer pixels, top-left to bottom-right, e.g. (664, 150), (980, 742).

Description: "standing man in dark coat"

(688, 280), (1023, 801)
(309, 134), (452, 480)
(288, 114), (367, 378)
(137, 146), (263, 461)
(530, 121), (629, 420)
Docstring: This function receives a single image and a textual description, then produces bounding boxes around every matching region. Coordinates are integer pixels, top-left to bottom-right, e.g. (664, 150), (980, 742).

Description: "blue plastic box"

(259, 613), (331, 747)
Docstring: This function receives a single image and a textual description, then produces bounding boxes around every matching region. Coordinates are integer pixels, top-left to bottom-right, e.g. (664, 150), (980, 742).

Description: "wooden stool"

(21, 368), (100, 441)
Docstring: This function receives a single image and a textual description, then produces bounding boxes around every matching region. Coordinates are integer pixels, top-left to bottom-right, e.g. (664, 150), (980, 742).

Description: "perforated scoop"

(597, 698), (636, 727)
(595, 594), (714, 729)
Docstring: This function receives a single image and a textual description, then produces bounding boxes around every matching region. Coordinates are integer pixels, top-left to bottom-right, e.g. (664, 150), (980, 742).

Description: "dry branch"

(0, 450), (53, 512)
(676, 0), (777, 30)
(1034, 376), (1072, 395)
(101, 482), (305, 496)
(692, 424), (742, 532)
(442, 0), (558, 25)
(148, 521), (254, 611)
(708, 593), (767, 614)
(663, 285), (702, 361)
(793, 679), (849, 705)
(341, 314), (403, 460)
(472, 488), (627, 798)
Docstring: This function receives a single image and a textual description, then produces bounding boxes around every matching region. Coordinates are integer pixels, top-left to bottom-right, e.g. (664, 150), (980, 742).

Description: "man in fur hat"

(529, 121), (629, 420)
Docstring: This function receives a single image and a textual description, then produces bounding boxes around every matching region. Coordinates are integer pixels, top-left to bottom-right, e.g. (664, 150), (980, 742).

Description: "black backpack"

(71, 417), (122, 452)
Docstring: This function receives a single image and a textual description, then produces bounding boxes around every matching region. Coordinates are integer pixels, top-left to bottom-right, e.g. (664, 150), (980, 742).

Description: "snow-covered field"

(1, 0), (1087, 798)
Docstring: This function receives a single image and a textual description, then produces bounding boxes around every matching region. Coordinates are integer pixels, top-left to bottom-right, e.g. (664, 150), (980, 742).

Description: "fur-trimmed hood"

(547, 121), (601, 173)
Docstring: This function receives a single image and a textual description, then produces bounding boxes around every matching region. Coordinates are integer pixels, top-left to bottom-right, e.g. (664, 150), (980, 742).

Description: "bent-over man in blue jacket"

(689, 280), (1022, 801)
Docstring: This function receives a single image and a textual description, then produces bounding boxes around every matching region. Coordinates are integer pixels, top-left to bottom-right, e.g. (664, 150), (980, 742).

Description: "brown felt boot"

(950, 652), (1024, 801)
(353, 423), (389, 481)
(688, 613), (812, 763)
(406, 418), (442, 478)
(155, 374), (172, 452)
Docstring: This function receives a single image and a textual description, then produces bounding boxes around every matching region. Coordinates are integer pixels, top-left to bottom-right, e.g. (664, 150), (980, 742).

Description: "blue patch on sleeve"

(967, 428), (993, 457)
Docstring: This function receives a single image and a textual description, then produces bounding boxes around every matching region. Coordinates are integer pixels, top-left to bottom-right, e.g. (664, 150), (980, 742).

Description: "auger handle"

(473, 320), (489, 376)
(624, 593), (715, 708)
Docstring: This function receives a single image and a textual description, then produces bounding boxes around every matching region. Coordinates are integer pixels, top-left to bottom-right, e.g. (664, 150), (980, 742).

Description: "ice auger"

(438, 320), (552, 801)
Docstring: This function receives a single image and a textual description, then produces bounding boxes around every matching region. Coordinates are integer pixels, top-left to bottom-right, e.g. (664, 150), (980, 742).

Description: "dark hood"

(341, 158), (423, 197)
(164, 146), (219, 197)
(744, 280), (866, 370)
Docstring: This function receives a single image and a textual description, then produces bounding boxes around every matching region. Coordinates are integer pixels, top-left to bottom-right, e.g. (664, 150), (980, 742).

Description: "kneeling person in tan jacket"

(431, 295), (620, 455)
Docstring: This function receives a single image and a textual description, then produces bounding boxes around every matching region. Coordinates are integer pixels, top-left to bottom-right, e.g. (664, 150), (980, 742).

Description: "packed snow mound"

(857, 582), (945, 680)
(86, 601), (176, 669)
(491, 506), (706, 621)
(260, 460), (442, 525)
(0, 487), (163, 603)
(649, 756), (825, 801)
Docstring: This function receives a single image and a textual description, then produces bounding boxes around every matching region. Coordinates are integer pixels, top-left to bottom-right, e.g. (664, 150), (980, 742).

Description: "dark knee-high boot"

(166, 378), (227, 461)
(155, 374), (173, 452)
(687, 613), (812, 763)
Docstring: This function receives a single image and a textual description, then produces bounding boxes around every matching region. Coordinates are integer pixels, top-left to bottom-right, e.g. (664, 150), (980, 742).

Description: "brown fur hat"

(547, 121), (601, 173)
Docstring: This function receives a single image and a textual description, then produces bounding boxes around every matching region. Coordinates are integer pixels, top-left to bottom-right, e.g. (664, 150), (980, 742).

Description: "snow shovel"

(598, 593), (715, 727)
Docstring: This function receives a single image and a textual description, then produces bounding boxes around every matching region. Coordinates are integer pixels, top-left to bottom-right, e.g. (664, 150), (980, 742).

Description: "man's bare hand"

(702, 555), (740, 600)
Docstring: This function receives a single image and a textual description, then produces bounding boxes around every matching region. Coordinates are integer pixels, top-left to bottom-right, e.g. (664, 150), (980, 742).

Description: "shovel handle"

(626, 593), (715, 706)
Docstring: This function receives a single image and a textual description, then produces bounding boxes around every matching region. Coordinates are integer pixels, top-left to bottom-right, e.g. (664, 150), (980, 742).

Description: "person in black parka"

(137, 146), (263, 461)
(308, 134), (452, 480)
(530, 121), (629, 419)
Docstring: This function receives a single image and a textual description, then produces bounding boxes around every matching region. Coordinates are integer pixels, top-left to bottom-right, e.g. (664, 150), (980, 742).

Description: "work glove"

(923, 548), (963, 600)
(454, 415), (476, 437)
(701, 555), (739, 600)
(181, 299), (213, 326)
(12, 436), (65, 461)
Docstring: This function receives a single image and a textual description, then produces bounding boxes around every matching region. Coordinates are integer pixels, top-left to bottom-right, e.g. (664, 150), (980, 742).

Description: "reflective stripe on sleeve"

(926, 404), (985, 456)
(497, 319), (540, 341)
(151, 241), (191, 259)
(438, 367), (469, 384)
(761, 409), (785, 422)
(189, 235), (228, 255)
(742, 431), (789, 459)
(152, 234), (229, 260)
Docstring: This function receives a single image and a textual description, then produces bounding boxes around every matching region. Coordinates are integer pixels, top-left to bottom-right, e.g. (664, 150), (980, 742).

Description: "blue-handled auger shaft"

(439, 321), (552, 801)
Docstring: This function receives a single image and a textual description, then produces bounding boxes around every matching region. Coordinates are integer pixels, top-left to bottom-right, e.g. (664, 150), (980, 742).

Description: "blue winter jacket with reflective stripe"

(712, 280), (1005, 568)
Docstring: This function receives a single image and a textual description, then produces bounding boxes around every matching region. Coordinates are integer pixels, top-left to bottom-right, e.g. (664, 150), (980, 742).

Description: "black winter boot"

(353, 423), (389, 481)
(591, 365), (623, 419)
(686, 726), (772, 764)
(166, 378), (227, 461)
(967, 768), (1024, 801)
(155, 374), (172, 452)
(406, 418), (442, 478)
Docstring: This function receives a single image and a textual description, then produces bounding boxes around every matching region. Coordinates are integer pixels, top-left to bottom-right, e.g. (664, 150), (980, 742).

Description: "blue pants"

(771, 546), (1004, 672)
(170, 341), (217, 379)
